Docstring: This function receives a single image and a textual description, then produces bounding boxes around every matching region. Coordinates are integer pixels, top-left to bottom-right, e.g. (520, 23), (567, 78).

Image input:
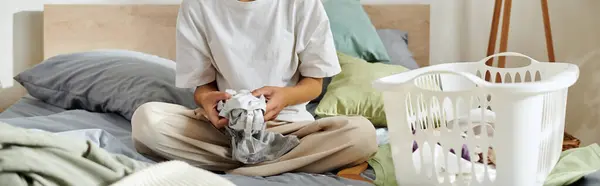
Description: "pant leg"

(131, 102), (242, 171)
(227, 116), (378, 176)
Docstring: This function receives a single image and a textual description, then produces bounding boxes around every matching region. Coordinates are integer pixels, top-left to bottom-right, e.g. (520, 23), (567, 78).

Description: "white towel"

(111, 161), (236, 186)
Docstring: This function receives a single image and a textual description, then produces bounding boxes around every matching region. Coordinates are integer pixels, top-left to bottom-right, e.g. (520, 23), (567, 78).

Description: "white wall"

(459, 0), (600, 145)
(1, 1), (15, 89)
(546, 1), (600, 146)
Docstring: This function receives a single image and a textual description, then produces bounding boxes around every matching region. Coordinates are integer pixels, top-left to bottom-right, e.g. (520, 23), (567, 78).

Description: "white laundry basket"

(372, 52), (579, 186)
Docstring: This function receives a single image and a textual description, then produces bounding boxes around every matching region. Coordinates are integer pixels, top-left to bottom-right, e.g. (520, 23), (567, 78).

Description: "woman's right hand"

(196, 89), (231, 129)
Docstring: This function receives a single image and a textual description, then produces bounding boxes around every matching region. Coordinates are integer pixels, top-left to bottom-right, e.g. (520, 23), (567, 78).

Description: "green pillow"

(315, 52), (408, 127)
(322, 0), (390, 62)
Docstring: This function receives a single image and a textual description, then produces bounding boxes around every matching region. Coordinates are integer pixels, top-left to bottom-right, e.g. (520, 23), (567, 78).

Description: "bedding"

(312, 29), (417, 104)
(13, 50), (196, 120)
(0, 94), (66, 118)
(315, 52), (410, 127)
(0, 104), (153, 163)
(0, 96), (375, 186)
(545, 143), (600, 186)
(376, 29), (420, 70)
(573, 169), (600, 186)
(0, 123), (151, 186)
(322, 0), (390, 63)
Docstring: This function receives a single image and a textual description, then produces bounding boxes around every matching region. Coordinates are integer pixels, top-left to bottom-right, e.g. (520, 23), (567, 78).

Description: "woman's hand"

(251, 77), (323, 121)
(252, 86), (291, 121)
(198, 91), (231, 129)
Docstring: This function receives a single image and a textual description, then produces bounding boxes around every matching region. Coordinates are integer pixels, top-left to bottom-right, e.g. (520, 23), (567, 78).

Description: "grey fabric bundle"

(218, 89), (300, 164)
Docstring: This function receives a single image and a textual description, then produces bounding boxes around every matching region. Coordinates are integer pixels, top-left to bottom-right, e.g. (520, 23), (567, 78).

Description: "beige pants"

(131, 102), (378, 177)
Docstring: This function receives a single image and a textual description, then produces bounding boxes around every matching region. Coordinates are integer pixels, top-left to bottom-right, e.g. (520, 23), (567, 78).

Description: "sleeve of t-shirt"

(295, 0), (341, 78)
(175, 0), (216, 88)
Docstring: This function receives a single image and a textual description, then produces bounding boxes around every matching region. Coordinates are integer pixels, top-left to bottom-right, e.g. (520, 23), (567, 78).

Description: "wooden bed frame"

(42, 4), (430, 67)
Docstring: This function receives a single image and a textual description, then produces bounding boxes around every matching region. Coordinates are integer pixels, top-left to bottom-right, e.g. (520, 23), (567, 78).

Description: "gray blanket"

(0, 109), (153, 163)
(0, 122), (151, 186)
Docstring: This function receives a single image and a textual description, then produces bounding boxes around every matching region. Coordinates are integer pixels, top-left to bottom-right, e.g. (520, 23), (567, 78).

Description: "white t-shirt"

(175, 0), (341, 122)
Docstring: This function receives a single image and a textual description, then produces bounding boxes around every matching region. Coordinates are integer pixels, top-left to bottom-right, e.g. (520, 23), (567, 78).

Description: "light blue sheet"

(0, 95), (66, 118)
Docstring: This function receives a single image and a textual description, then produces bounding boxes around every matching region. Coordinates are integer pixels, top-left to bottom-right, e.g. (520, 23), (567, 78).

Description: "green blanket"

(0, 123), (151, 186)
(367, 144), (397, 186)
(545, 143), (600, 186)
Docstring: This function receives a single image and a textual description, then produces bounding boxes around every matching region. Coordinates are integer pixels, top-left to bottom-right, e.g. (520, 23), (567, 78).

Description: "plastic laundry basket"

(372, 52), (579, 186)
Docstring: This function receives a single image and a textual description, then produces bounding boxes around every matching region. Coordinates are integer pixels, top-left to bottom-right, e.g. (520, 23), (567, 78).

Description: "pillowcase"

(376, 29), (420, 70)
(306, 102), (319, 118)
(310, 76), (332, 103)
(310, 28), (419, 104)
(322, 0), (390, 62)
(315, 52), (410, 127)
(14, 50), (196, 120)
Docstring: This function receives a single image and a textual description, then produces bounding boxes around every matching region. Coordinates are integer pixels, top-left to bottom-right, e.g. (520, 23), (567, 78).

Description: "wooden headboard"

(43, 4), (430, 66)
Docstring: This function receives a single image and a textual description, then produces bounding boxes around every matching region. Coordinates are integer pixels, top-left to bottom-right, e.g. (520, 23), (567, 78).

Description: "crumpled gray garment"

(217, 89), (300, 164)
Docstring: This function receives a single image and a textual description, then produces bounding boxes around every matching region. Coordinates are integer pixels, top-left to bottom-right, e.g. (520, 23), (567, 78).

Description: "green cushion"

(315, 52), (409, 127)
(322, 0), (390, 62)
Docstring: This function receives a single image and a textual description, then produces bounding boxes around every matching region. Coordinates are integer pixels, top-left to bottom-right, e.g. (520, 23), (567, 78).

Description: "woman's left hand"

(252, 86), (290, 121)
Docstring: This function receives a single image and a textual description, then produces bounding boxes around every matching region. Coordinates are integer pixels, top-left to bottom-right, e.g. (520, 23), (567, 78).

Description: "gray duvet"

(0, 95), (373, 186)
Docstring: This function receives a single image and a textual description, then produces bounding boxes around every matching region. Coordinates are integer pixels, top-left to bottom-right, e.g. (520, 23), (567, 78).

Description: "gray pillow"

(376, 29), (420, 69)
(14, 50), (196, 120)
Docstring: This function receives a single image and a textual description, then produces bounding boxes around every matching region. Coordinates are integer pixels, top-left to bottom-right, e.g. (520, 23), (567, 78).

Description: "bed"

(0, 95), (369, 185)
(1, 2), (430, 186)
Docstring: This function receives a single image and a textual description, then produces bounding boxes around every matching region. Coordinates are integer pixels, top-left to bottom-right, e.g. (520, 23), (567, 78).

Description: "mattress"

(0, 95), (375, 186)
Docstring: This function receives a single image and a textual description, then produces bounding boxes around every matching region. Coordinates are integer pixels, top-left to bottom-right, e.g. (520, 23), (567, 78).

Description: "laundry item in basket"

(217, 89), (300, 164)
(370, 143), (496, 186)
(410, 109), (497, 163)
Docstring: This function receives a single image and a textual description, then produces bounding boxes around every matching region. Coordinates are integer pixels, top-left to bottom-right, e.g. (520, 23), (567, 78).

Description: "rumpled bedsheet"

(0, 122), (151, 186)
